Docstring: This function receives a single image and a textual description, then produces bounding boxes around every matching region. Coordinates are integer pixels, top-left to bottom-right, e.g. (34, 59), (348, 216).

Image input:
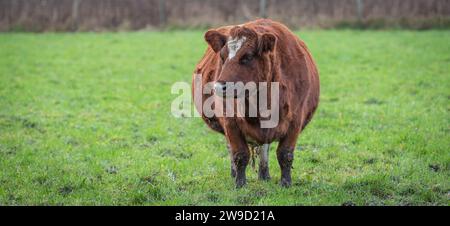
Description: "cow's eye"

(240, 54), (253, 65)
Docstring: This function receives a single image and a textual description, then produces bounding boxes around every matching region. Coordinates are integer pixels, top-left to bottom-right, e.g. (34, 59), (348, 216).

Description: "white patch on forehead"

(227, 36), (247, 60)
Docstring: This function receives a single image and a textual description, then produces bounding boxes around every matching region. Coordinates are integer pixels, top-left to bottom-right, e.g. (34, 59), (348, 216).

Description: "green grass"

(0, 30), (449, 206)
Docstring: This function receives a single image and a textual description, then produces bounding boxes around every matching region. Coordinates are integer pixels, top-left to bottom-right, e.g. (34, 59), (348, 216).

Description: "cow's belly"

(236, 117), (285, 145)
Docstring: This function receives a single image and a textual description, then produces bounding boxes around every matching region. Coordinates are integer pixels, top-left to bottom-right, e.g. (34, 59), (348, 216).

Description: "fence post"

(159, 0), (166, 27)
(356, 0), (364, 22)
(71, 0), (81, 31)
(259, 0), (267, 18)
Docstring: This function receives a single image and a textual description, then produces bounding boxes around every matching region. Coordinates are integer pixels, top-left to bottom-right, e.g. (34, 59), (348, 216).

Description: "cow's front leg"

(276, 128), (300, 187)
(258, 144), (271, 180)
(233, 147), (249, 188)
(224, 121), (250, 188)
(226, 143), (236, 178)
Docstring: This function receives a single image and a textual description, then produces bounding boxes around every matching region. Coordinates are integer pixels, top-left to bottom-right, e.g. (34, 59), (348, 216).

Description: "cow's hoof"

(280, 178), (291, 187)
(258, 168), (271, 181)
(235, 178), (246, 188)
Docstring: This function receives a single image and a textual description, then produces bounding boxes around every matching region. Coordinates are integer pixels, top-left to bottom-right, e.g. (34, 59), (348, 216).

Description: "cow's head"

(205, 26), (276, 98)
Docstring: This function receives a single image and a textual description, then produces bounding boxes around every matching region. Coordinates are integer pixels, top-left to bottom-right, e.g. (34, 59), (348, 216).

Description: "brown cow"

(192, 19), (319, 187)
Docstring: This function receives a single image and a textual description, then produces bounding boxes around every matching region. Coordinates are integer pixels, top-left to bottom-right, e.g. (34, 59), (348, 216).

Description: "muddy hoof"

(280, 178), (291, 187)
(258, 168), (271, 181)
(235, 177), (246, 188)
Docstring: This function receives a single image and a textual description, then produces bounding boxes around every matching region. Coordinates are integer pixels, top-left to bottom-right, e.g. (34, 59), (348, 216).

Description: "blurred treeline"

(0, 0), (449, 32)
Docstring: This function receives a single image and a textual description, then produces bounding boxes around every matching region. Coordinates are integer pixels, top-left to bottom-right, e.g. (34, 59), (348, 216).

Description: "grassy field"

(0, 30), (449, 206)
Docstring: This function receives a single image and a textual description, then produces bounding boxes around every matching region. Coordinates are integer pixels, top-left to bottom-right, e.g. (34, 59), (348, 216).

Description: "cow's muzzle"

(214, 81), (240, 98)
(214, 81), (259, 98)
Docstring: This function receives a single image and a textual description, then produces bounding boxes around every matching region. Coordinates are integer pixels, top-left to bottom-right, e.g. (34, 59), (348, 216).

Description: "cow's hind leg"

(276, 128), (301, 187)
(258, 144), (271, 180)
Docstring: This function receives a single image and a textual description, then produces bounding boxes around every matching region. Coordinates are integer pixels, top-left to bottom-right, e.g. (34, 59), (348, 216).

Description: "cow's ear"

(205, 30), (227, 53)
(258, 33), (276, 55)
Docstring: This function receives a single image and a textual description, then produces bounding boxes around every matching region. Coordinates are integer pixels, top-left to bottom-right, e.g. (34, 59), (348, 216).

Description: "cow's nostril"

(214, 82), (227, 92)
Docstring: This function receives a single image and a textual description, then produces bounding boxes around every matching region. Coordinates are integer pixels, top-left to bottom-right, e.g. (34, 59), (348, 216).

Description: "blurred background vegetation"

(1, 0), (449, 32)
